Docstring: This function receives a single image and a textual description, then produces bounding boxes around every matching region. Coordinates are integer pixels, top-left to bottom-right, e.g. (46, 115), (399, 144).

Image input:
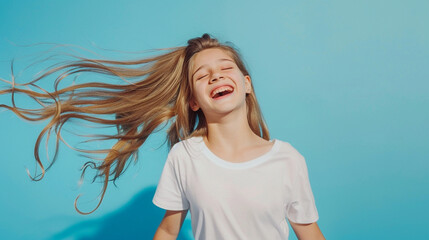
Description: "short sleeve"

(152, 149), (190, 211)
(286, 154), (319, 224)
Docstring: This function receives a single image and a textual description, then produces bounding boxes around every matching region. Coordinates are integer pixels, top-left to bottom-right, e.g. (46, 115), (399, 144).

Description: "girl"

(1, 34), (324, 239)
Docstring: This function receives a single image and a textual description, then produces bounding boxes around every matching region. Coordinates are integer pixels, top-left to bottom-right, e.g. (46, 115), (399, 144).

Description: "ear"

(189, 98), (200, 111)
(244, 75), (252, 94)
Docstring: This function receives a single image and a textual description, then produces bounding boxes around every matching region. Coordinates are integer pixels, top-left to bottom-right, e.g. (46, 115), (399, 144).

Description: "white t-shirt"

(153, 136), (319, 240)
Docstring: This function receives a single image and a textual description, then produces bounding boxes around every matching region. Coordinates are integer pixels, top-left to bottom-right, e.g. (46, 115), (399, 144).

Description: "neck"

(203, 105), (261, 152)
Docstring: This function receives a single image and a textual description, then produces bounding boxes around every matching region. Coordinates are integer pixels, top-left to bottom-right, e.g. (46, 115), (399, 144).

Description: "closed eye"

(197, 74), (208, 80)
(222, 67), (233, 70)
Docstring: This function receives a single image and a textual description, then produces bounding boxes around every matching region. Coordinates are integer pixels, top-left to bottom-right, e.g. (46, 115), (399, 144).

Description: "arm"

(153, 209), (188, 240)
(289, 221), (325, 240)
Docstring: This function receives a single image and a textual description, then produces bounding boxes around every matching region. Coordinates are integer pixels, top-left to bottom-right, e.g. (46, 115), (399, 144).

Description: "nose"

(209, 71), (223, 84)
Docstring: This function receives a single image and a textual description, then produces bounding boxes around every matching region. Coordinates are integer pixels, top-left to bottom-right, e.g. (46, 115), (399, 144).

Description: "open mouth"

(211, 86), (234, 99)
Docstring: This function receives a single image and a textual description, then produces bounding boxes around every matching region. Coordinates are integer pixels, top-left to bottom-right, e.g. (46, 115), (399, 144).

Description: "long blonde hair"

(0, 33), (269, 214)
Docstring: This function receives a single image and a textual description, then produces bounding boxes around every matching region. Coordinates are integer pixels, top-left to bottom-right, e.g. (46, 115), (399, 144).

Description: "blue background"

(0, 0), (428, 239)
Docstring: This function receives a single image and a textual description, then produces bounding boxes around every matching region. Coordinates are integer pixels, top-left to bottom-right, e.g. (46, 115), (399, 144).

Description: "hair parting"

(0, 33), (270, 214)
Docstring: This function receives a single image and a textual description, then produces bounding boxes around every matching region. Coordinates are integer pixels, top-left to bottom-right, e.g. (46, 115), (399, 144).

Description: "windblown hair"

(0, 33), (269, 214)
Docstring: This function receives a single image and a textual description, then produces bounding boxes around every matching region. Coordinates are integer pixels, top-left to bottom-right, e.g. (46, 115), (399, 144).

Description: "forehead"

(190, 48), (234, 70)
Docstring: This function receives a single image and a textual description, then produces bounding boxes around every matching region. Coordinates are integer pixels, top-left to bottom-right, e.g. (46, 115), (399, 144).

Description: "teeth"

(211, 86), (233, 98)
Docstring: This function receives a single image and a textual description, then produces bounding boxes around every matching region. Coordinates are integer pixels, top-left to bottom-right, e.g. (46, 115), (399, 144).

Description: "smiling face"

(188, 48), (252, 119)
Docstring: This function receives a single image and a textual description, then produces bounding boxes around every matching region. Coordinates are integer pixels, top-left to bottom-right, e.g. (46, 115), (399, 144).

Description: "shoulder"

(167, 136), (203, 164)
(167, 141), (186, 160)
(274, 139), (304, 158)
(273, 139), (308, 168)
(170, 136), (202, 153)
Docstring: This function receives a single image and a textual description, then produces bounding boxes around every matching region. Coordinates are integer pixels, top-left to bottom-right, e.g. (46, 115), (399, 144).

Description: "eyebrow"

(192, 58), (234, 78)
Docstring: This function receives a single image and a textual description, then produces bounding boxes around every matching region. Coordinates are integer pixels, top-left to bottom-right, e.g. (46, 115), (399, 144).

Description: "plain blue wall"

(0, 0), (428, 239)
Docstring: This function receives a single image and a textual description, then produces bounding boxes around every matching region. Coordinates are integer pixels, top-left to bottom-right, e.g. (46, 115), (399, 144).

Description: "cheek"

(237, 75), (248, 89)
(193, 84), (206, 100)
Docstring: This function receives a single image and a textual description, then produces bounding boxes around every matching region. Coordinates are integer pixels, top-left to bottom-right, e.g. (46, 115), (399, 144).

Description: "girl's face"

(189, 48), (252, 119)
